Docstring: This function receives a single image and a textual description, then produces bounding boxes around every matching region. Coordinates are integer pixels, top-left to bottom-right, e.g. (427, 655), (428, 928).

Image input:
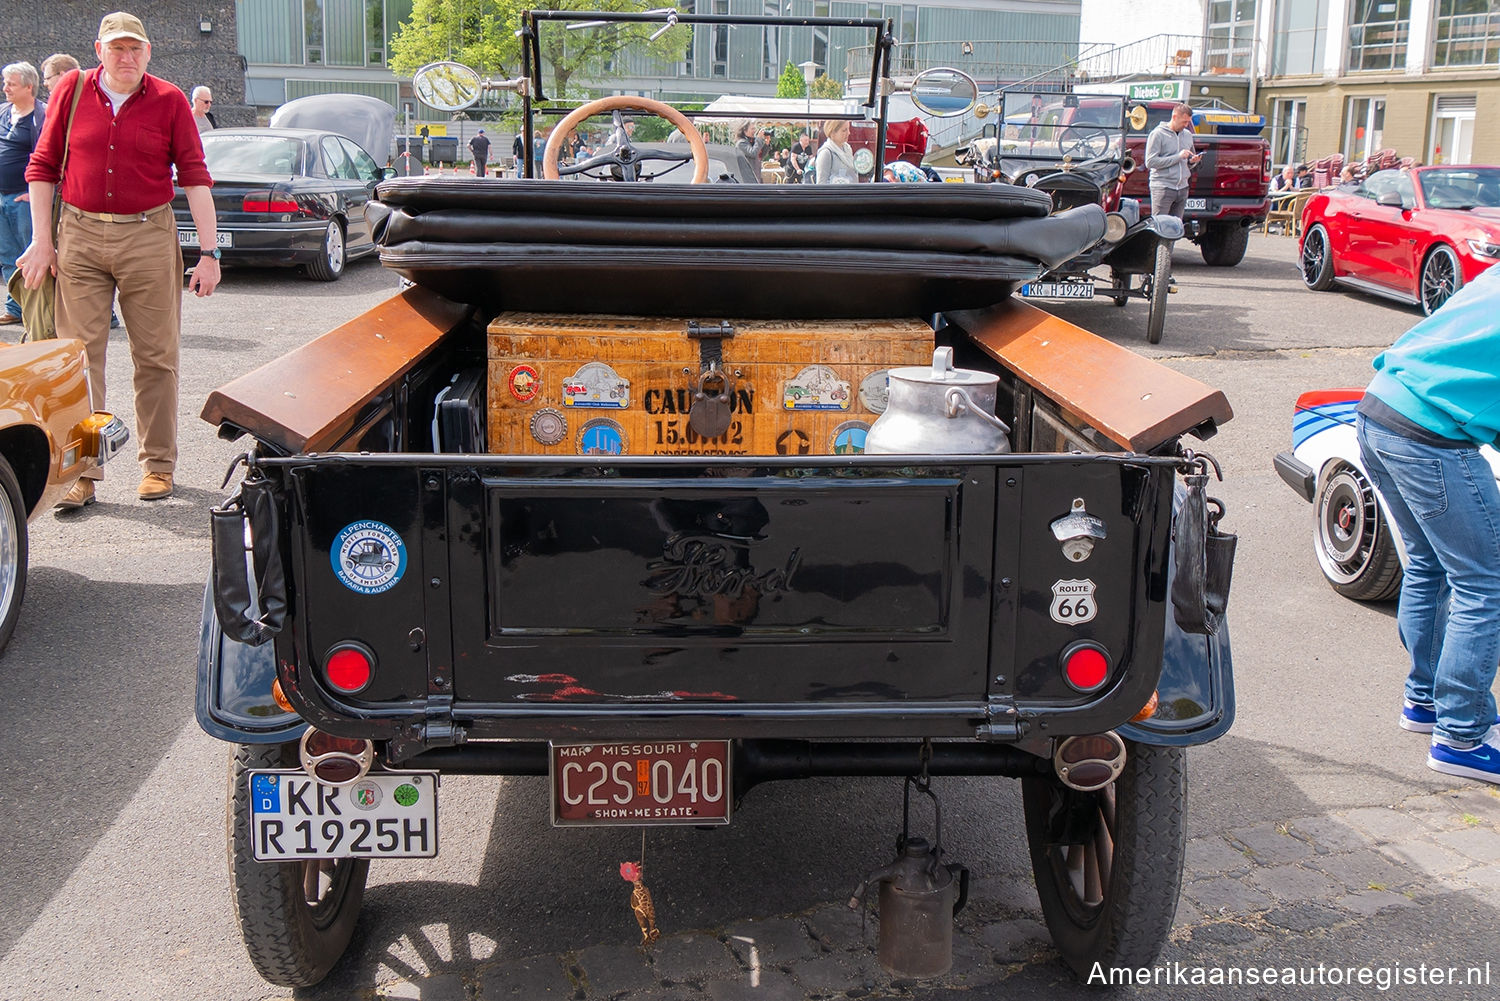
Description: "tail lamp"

(242, 190), (300, 213)
(298, 727), (375, 786)
(1060, 640), (1110, 693)
(1052, 731), (1127, 791)
(323, 642), (376, 694)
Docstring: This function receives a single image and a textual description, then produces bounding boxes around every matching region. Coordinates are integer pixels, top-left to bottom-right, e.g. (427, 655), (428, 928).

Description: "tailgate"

(275, 454), (1172, 741)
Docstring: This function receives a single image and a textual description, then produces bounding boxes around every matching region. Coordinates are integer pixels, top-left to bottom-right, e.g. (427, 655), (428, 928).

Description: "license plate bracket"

(1185, 198), (1207, 211)
(1020, 281), (1096, 300)
(551, 740), (733, 827)
(248, 770), (438, 860)
(179, 229), (233, 248)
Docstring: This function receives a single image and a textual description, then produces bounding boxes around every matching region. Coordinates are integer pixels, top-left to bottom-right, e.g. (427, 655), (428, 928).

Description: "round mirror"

(853, 146), (877, 175)
(413, 61), (483, 113)
(1128, 104), (1149, 131)
(909, 67), (979, 118)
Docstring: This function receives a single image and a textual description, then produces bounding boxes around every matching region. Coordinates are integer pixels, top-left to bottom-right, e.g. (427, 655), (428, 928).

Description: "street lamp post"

(799, 59), (819, 142)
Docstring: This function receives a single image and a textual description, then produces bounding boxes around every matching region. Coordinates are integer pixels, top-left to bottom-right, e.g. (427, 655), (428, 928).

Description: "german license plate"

(551, 741), (732, 827)
(1020, 281), (1095, 299)
(247, 770), (438, 860)
(1185, 198), (1207, 211)
(178, 229), (232, 248)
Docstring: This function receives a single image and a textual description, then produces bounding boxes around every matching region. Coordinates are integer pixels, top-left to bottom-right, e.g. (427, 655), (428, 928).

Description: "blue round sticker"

(331, 520), (408, 594)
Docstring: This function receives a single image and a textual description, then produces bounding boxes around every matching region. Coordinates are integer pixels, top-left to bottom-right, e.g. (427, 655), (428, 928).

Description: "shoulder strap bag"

(15, 70), (87, 343)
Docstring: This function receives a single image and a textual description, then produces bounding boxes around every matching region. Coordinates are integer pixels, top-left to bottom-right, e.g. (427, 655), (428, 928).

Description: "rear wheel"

(228, 741), (369, 987)
(1314, 461), (1403, 601)
(1419, 244), (1462, 315)
(0, 455), (27, 655)
(306, 220), (347, 282)
(1301, 224), (1336, 290)
(1145, 242), (1170, 344)
(1023, 741), (1186, 977)
(1199, 224), (1249, 266)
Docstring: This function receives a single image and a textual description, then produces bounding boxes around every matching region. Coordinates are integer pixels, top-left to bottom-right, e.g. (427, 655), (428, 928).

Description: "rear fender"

(1120, 482), (1236, 746)
(195, 584), (305, 744)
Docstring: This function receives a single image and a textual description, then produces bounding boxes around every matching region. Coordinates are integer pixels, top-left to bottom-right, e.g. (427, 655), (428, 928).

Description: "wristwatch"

(207, 247), (222, 259)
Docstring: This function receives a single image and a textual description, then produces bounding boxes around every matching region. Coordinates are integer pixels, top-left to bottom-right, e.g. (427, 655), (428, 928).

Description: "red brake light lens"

(324, 645), (374, 693)
(1061, 642), (1110, 692)
(242, 190), (300, 213)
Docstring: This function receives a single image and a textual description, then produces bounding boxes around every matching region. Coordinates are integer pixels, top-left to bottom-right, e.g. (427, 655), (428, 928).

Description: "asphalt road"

(0, 234), (1491, 999)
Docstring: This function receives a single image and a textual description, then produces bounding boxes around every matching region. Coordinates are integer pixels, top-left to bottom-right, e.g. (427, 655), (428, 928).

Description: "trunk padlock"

(688, 364), (733, 438)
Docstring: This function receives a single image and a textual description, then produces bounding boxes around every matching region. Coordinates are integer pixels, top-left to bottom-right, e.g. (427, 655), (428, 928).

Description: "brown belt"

(63, 202), (172, 223)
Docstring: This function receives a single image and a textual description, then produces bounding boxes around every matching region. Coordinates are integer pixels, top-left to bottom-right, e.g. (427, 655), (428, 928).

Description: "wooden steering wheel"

(542, 95), (710, 183)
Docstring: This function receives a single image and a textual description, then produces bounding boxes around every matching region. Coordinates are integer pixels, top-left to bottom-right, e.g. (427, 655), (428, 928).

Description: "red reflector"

(325, 647), (372, 693)
(1064, 646), (1108, 691)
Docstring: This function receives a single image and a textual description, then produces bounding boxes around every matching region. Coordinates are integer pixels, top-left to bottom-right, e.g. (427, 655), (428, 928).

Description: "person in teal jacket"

(1356, 262), (1500, 785)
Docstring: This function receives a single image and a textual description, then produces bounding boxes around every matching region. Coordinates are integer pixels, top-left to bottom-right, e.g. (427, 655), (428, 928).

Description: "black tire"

(1313, 462), (1403, 601)
(1146, 242), (1170, 344)
(1419, 244), (1462, 316)
(1199, 224), (1249, 267)
(305, 220), (347, 282)
(0, 455), (27, 655)
(1301, 224), (1336, 290)
(228, 742), (369, 987)
(1023, 741), (1186, 979)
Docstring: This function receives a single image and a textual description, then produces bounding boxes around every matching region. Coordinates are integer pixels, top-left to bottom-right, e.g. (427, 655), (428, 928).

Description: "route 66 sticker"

(1050, 579), (1097, 624)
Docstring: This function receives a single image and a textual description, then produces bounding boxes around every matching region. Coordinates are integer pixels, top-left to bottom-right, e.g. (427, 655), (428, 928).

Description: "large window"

(1272, 0), (1328, 76)
(1430, 94), (1477, 164)
(1431, 0), (1500, 67)
(1270, 98), (1308, 166)
(1344, 96), (1386, 161)
(1207, 0), (1257, 70)
(1347, 0), (1412, 72)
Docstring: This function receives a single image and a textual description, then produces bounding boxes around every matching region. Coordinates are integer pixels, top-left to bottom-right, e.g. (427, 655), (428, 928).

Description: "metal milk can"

(864, 347), (1011, 455)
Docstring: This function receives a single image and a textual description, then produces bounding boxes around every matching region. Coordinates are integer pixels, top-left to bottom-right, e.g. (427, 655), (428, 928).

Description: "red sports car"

(1299, 164), (1500, 315)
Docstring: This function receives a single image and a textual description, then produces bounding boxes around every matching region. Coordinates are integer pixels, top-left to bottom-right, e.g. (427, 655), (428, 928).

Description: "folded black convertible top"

(371, 178), (1104, 319)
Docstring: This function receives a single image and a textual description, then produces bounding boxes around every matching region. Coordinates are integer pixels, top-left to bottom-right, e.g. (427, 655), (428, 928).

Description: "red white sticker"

(509, 364), (540, 402)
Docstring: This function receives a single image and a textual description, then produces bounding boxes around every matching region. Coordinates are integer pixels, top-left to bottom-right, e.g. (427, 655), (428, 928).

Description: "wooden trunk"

(487, 313), (933, 456)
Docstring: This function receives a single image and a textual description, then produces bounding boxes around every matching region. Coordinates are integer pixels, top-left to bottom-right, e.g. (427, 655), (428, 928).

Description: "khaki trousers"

(55, 205), (181, 480)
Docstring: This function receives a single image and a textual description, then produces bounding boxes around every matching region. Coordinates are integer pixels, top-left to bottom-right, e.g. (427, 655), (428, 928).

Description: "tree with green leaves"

(775, 61), (806, 99)
(389, 1), (676, 104)
(809, 74), (843, 100)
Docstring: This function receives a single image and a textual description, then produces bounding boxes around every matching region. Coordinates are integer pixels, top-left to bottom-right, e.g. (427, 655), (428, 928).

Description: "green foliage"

(809, 74), (843, 100)
(632, 103), (705, 142)
(776, 61), (807, 99)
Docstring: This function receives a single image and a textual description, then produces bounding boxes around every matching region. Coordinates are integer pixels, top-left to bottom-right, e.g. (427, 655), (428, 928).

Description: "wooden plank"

(201, 287), (472, 454)
(960, 299), (1233, 452)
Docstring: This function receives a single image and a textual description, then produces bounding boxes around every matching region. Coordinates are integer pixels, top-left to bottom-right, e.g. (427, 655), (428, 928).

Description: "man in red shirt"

(18, 11), (219, 508)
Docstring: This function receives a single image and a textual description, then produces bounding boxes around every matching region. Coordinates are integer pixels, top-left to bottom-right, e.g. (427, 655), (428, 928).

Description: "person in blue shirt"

(1355, 263), (1500, 785)
(0, 61), (45, 326)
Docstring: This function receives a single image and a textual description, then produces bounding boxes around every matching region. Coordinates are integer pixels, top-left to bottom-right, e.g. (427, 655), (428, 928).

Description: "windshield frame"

(517, 8), (896, 180)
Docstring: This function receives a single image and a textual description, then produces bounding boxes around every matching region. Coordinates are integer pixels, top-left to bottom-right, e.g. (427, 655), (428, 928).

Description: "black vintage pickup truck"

(196, 8), (1236, 989)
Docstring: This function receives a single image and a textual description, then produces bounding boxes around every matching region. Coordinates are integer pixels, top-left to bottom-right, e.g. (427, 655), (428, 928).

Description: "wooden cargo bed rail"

(958, 300), (1233, 453)
(201, 287), (472, 454)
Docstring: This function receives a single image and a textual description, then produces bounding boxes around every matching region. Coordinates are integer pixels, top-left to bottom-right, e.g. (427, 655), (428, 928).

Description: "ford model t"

(961, 93), (1182, 344)
(198, 8), (1235, 988)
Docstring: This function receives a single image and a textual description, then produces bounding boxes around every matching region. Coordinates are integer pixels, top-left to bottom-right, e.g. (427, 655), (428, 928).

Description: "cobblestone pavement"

(291, 785), (1500, 1000)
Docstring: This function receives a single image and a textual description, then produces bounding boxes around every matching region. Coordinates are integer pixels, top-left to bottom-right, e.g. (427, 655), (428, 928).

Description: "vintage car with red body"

(1299, 165), (1500, 315)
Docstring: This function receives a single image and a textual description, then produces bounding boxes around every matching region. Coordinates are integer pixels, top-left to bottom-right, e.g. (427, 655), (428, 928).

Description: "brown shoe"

(0, 313), (20, 326)
(138, 472), (174, 500)
(56, 479), (96, 510)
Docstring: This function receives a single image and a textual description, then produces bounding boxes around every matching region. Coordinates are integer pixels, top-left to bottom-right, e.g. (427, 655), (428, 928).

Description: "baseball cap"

(99, 12), (150, 45)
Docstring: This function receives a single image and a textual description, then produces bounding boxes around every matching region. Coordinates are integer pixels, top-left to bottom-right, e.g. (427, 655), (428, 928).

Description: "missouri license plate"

(551, 740), (732, 827)
(1020, 281), (1095, 299)
(178, 229), (232, 248)
(1185, 198), (1207, 211)
(248, 770), (438, 860)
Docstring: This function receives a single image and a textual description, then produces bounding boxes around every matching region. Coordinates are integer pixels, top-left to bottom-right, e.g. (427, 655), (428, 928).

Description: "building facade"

(238, 0), (1082, 123)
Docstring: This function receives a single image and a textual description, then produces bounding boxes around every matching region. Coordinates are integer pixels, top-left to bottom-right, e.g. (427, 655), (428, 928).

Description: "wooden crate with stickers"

(487, 314), (933, 456)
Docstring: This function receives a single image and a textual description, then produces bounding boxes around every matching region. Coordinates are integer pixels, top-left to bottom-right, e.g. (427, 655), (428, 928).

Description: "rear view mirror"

(908, 68), (979, 118)
(1375, 191), (1404, 208)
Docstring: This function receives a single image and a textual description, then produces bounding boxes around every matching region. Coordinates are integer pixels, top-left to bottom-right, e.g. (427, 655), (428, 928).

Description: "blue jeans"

(1357, 414), (1500, 744)
(0, 191), (32, 318)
